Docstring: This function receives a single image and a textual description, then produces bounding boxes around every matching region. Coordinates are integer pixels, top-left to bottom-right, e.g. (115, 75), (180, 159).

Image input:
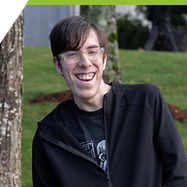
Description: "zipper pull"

(105, 172), (110, 181)
(105, 172), (113, 187)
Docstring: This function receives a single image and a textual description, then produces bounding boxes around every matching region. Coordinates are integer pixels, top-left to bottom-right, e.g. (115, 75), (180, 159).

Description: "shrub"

(117, 13), (178, 51)
(117, 14), (149, 50)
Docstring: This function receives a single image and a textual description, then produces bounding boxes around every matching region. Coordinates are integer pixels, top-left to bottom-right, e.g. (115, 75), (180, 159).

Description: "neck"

(74, 82), (111, 112)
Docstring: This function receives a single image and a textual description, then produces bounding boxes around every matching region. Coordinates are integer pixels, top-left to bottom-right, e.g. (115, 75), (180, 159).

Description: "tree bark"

(88, 5), (122, 83)
(0, 12), (24, 187)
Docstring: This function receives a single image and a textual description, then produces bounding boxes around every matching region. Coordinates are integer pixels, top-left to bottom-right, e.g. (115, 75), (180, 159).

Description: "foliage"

(135, 5), (187, 51)
(136, 5), (187, 28)
(170, 6), (187, 28)
(108, 32), (118, 43)
(116, 12), (179, 51)
(117, 14), (149, 50)
(80, 5), (89, 16)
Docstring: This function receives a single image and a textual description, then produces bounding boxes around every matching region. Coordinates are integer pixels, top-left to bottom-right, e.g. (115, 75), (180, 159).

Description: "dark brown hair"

(49, 16), (108, 59)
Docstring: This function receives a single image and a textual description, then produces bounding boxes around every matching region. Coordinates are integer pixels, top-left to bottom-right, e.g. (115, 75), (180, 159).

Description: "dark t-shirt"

(65, 99), (107, 171)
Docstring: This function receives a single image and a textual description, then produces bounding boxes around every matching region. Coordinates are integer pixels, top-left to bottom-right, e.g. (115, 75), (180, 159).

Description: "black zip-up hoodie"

(32, 83), (187, 187)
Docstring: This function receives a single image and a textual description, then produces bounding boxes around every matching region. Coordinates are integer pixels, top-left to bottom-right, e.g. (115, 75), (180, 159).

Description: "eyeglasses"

(58, 47), (105, 64)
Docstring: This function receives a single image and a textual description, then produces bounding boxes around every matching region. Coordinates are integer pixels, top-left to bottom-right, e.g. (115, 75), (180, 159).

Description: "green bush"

(135, 5), (187, 51)
(117, 13), (171, 51)
(117, 14), (149, 50)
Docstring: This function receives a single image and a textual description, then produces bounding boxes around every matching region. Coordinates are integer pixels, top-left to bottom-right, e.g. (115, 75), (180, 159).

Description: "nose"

(78, 53), (92, 68)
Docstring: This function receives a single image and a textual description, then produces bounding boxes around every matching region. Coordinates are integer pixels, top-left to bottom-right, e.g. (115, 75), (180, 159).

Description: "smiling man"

(32, 16), (187, 187)
(53, 28), (110, 111)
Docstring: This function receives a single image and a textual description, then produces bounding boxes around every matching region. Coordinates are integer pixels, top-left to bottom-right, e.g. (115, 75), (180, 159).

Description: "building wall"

(24, 5), (144, 46)
(24, 5), (77, 46)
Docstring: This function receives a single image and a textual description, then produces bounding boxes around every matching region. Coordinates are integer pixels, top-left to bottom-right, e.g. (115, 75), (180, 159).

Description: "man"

(32, 16), (187, 187)
(143, 5), (178, 51)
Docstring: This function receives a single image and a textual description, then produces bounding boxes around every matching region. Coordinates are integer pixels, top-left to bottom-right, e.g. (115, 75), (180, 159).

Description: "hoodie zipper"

(104, 94), (113, 187)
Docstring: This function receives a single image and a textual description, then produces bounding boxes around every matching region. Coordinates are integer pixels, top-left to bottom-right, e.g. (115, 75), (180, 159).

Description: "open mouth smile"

(75, 73), (95, 81)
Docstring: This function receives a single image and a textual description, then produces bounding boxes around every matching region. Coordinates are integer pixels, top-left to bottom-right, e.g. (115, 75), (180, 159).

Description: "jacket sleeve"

(32, 127), (60, 187)
(152, 88), (187, 186)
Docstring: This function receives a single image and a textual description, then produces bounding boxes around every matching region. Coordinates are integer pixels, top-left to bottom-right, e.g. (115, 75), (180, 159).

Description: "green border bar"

(26, 1), (187, 5)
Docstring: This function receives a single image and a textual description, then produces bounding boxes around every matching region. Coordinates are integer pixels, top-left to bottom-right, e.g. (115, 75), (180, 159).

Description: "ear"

(103, 53), (107, 70)
(53, 57), (63, 75)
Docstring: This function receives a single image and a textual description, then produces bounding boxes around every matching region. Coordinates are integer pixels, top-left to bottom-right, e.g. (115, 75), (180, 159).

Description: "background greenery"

(117, 5), (187, 51)
(22, 46), (187, 186)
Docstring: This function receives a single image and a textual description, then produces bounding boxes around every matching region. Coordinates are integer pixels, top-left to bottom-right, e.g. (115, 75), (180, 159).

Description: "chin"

(74, 88), (98, 100)
(79, 92), (96, 100)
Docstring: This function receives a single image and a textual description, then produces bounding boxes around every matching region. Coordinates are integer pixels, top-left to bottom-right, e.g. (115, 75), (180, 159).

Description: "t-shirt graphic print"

(81, 140), (107, 171)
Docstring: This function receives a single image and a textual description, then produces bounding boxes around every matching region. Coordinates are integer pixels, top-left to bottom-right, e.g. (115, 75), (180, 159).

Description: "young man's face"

(53, 29), (107, 102)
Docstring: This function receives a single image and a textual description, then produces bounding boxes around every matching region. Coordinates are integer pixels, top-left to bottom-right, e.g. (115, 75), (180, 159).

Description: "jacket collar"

(38, 82), (129, 143)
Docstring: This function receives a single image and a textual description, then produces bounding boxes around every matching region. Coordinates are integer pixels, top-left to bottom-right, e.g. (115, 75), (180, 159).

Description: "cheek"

(61, 64), (71, 75)
(61, 65), (75, 85)
(99, 59), (106, 72)
(63, 74), (74, 88)
(63, 70), (72, 81)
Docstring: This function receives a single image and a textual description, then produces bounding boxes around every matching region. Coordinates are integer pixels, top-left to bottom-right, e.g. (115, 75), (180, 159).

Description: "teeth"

(81, 75), (92, 80)
(77, 73), (94, 81)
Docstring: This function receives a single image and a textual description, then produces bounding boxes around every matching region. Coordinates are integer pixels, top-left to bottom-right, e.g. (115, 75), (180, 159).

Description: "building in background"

(24, 5), (80, 46)
(24, 5), (143, 46)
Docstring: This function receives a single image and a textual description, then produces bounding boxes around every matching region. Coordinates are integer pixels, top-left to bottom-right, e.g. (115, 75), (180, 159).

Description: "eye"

(87, 48), (98, 56)
(66, 51), (79, 58)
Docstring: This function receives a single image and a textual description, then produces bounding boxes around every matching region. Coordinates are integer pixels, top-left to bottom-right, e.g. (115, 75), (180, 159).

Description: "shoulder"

(126, 83), (159, 97)
(111, 82), (160, 107)
(39, 98), (73, 124)
(112, 82), (159, 97)
(35, 99), (73, 140)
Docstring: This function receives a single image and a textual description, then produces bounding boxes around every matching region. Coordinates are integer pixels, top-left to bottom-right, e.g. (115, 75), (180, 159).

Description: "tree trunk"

(0, 12), (24, 187)
(87, 5), (122, 83)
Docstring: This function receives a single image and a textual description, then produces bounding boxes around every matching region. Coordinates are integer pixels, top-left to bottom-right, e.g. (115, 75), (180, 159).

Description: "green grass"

(22, 47), (187, 186)
(120, 50), (187, 110)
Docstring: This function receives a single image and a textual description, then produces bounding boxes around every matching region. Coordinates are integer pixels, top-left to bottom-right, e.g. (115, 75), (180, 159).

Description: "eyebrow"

(68, 45), (100, 52)
(87, 45), (100, 48)
(80, 45), (100, 51)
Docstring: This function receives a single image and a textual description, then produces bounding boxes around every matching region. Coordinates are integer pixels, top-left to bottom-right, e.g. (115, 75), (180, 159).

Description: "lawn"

(22, 47), (187, 186)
